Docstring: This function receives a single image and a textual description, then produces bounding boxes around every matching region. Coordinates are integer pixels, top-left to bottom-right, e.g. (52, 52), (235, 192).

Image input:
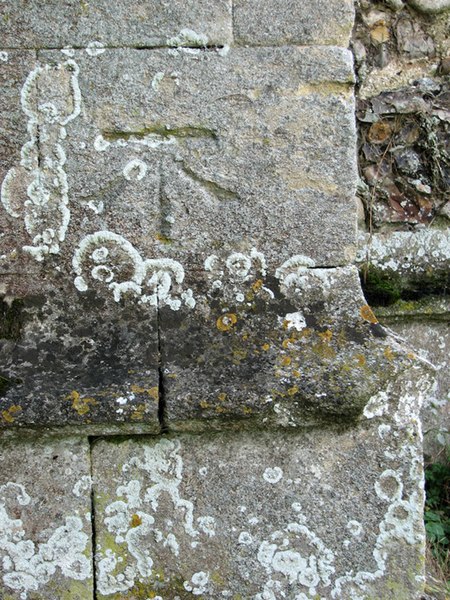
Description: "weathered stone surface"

(0, 1), (232, 48)
(357, 230), (450, 303)
(233, 0), (355, 46)
(92, 368), (431, 598)
(161, 265), (420, 430)
(407, 0), (450, 13)
(0, 46), (358, 431)
(374, 298), (450, 459)
(0, 437), (93, 599)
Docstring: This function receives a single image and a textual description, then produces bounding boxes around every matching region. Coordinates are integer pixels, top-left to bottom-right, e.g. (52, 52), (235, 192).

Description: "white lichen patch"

(1, 59), (81, 260)
(0, 483), (91, 599)
(167, 29), (209, 48)
(72, 231), (195, 310)
(263, 467), (283, 484)
(0, 51), (8, 62)
(85, 41), (106, 56)
(123, 158), (148, 181)
(183, 570), (210, 595)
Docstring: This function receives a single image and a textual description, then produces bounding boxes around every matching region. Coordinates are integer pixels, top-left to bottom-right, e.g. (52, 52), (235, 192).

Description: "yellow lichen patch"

(292, 370), (301, 378)
(319, 329), (333, 342)
(130, 384), (159, 401)
(312, 342), (336, 359)
(262, 343), (270, 351)
(218, 393), (227, 402)
(300, 328), (312, 338)
(280, 356), (292, 367)
(130, 514), (142, 528)
(217, 313), (238, 332)
(384, 346), (394, 361)
(242, 332), (249, 341)
(233, 348), (247, 361)
(287, 386), (299, 396)
(131, 404), (146, 421)
(1, 405), (22, 423)
(407, 352), (416, 360)
(252, 279), (263, 292)
(199, 400), (209, 409)
(355, 354), (366, 367)
(282, 336), (297, 349)
(215, 406), (227, 414)
(360, 304), (378, 324)
(243, 406), (253, 414)
(66, 391), (97, 416)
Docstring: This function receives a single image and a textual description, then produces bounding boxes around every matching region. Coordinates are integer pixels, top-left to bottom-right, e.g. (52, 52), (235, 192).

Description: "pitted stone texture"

(233, 0), (355, 46)
(161, 265), (418, 429)
(0, 1), (232, 48)
(0, 293), (160, 431)
(92, 372), (430, 599)
(0, 437), (93, 599)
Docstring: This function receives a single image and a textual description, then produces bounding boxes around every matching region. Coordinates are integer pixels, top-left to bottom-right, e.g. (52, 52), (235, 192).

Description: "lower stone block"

(0, 437), (93, 599)
(91, 368), (430, 599)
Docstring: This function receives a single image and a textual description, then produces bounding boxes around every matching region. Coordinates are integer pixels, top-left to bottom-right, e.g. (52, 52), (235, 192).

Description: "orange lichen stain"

(130, 514), (142, 528)
(217, 313), (238, 332)
(1, 405), (22, 423)
(262, 343), (270, 351)
(280, 356), (292, 367)
(252, 279), (263, 292)
(218, 393), (227, 402)
(319, 330), (333, 342)
(355, 354), (366, 367)
(66, 391), (97, 416)
(282, 337), (297, 349)
(287, 386), (299, 396)
(292, 370), (301, 378)
(360, 304), (378, 324)
(199, 400), (209, 409)
(131, 404), (146, 420)
(384, 346), (394, 361)
(130, 384), (159, 401)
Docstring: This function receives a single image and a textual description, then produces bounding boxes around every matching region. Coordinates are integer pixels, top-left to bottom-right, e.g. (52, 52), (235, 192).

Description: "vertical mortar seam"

(88, 437), (98, 600)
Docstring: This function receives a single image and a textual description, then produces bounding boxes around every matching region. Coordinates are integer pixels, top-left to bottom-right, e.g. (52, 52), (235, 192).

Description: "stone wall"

(0, 1), (445, 598)
(353, 0), (449, 459)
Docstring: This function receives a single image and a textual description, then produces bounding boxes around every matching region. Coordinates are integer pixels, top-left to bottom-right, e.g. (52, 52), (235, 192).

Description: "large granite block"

(0, 437), (93, 599)
(91, 367), (431, 598)
(0, 1), (232, 49)
(233, 0), (355, 47)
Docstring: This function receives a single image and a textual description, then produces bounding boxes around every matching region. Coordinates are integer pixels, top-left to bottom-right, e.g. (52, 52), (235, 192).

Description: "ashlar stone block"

(0, 437), (93, 600)
(91, 367), (431, 599)
(233, 0), (355, 47)
(0, 1), (232, 49)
